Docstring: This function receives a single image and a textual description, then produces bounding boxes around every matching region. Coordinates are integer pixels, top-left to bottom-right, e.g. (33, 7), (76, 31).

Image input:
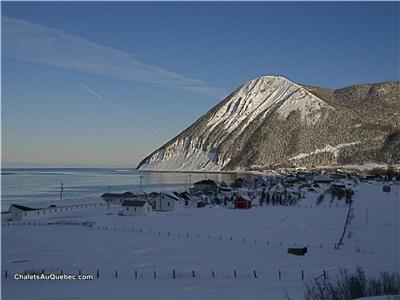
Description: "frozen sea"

(1, 168), (236, 211)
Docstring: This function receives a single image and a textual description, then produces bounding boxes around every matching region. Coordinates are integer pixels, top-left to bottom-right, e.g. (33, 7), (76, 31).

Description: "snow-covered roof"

(9, 198), (103, 210)
(101, 192), (136, 198)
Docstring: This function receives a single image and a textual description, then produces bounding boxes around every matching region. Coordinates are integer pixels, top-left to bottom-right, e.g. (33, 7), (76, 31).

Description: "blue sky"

(2, 2), (399, 167)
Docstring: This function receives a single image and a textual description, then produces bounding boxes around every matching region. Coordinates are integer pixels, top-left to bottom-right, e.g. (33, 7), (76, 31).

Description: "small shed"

(234, 195), (252, 209)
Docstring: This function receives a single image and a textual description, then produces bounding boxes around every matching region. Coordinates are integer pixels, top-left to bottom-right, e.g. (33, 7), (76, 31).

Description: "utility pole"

(59, 183), (64, 201)
(108, 185), (111, 193)
(139, 176), (143, 191)
(187, 174), (192, 192)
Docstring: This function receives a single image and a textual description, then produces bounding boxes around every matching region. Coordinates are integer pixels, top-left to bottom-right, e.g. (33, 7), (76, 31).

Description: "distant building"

(6, 199), (104, 221)
(101, 192), (136, 205)
(120, 200), (152, 216)
(150, 192), (184, 211)
(231, 178), (246, 188)
(178, 191), (199, 208)
(193, 179), (219, 194)
(234, 195), (252, 209)
(313, 175), (331, 184)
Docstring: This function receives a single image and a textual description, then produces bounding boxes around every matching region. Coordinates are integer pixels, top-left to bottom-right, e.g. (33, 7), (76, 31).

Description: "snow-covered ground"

(2, 181), (399, 299)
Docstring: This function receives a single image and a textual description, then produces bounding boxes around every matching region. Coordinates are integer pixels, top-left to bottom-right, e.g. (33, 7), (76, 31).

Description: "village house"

(100, 191), (136, 206)
(120, 199), (152, 216)
(6, 199), (104, 221)
(193, 179), (220, 194)
(178, 191), (199, 208)
(149, 192), (184, 211)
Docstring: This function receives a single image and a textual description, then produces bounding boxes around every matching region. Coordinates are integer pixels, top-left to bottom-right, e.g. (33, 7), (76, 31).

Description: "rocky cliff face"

(137, 76), (400, 171)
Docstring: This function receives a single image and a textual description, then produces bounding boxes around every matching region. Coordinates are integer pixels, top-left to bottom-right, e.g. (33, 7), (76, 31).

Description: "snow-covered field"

(2, 181), (399, 299)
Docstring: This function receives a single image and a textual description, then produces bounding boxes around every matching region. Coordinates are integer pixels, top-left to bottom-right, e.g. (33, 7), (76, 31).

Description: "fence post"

(267, 240), (269, 245)
(212, 271), (215, 278)
(61, 270), (63, 275)
(173, 270), (176, 279)
(323, 270), (327, 279)
(187, 233), (189, 238)
(197, 234), (200, 238)
(135, 270), (138, 279)
(158, 230), (161, 235)
(24, 270), (27, 275)
(192, 270), (195, 278)
(234, 270), (237, 278)
(5, 270), (7, 278)
(253, 270), (257, 278)
(230, 237), (232, 241)
(278, 270), (281, 279)
(115, 270), (118, 278)
(220, 236), (222, 241)
(301, 270), (304, 280)
(97, 270), (99, 278)
(78, 269), (81, 276)
(153, 271), (156, 279)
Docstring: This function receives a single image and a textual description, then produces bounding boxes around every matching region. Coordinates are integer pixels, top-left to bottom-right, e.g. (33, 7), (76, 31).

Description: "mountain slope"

(137, 76), (400, 171)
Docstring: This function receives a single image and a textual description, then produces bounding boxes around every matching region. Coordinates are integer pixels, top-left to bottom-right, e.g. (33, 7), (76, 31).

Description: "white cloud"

(2, 16), (228, 98)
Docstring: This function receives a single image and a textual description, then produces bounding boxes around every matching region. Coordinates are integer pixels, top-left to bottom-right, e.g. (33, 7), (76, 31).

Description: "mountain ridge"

(137, 76), (400, 171)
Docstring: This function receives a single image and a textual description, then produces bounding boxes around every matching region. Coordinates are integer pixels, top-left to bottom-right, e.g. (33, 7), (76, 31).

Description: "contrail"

(81, 84), (138, 120)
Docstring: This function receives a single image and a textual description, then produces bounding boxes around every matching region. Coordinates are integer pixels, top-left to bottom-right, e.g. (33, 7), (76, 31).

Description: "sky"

(2, 2), (399, 168)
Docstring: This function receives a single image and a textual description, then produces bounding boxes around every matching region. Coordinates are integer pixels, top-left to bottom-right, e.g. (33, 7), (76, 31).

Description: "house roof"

(10, 204), (38, 211)
(164, 192), (182, 201)
(101, 191), (136, 198)
(178, 192), (192, 200)
(8, 198), (103, 211)
(121, 200), (148, 207)
(194, 179), (218, 186)
(235, 195), (252, 202)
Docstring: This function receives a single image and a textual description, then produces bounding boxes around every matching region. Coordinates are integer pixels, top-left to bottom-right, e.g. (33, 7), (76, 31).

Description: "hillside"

(137, 76), (400, 171)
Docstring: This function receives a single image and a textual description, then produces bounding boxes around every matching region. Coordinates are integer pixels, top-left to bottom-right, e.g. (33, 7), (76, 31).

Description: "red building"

(234, 196), (252, 209)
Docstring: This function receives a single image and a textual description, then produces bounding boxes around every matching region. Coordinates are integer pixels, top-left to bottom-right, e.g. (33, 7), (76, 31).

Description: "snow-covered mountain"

(137, 76), (400, 171)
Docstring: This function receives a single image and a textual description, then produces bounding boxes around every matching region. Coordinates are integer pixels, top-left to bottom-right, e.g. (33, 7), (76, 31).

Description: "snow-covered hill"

(138, 76), (400, 171)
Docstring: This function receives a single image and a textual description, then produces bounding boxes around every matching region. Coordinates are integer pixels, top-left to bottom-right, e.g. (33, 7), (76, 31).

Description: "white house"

(178, 191), (199, 208)
(7, 199), (104, 221)
(150, 192), (184, 211)
(120, 200), (152, 216)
